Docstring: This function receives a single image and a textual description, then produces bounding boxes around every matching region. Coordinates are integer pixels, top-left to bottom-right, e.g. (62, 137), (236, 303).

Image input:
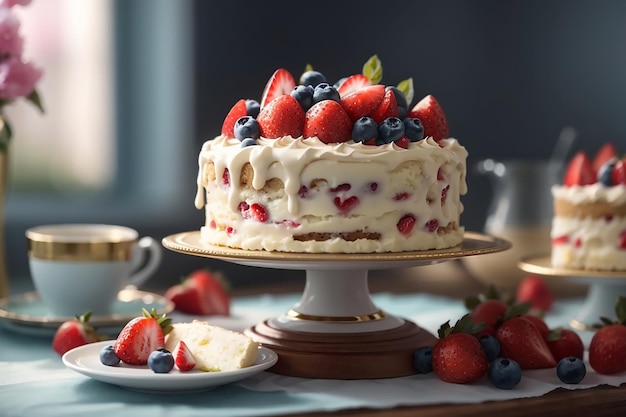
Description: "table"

(2, 261), (626, 417)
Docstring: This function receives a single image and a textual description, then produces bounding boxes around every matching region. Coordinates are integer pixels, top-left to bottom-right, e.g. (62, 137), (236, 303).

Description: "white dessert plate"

(0, 289), (174, 337)
(62, 341), (278, 393)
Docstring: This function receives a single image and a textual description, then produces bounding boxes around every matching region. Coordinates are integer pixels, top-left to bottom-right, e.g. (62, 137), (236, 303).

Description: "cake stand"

(163, 231), (510, 379)
(518, 254), (626, 331)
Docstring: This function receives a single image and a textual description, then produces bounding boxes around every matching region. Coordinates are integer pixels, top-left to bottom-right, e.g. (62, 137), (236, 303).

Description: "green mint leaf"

(397, 78), (414, 107)
(362, 54), (382, 84)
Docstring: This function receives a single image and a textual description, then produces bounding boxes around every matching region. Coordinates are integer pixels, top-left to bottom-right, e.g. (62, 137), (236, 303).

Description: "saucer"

(0, 288), (174, 337)
(62, 341), (278, 393)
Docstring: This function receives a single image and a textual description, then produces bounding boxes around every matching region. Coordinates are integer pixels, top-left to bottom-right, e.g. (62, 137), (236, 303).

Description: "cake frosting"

(164, 321), (259, 372)
(194, 56), (468, 253)
(551, 146), (626, 270)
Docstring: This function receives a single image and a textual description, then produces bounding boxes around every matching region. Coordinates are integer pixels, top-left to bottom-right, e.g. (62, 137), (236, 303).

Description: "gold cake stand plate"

(163, 231), (511, 379)
(519, 254), (626, 331)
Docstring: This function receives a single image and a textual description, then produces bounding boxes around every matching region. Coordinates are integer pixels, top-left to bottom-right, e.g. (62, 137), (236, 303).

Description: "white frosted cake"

(551, 145), (626, 270)
(164, 321), (259, 372)
(195, 56), (468, 253)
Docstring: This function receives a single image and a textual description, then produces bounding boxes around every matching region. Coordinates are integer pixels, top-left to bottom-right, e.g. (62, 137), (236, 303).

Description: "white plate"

(62, 341), (278, 393)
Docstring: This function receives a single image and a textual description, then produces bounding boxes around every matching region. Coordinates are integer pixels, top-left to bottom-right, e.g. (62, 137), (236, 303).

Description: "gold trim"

(518, 254), (626, 279)
(286, 309), (387, 322)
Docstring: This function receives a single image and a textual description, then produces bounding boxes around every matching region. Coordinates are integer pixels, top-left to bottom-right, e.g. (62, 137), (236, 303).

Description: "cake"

(164, 320), (259, 371)
(195, 55), (468, 253)
(551, 142), (626, 270)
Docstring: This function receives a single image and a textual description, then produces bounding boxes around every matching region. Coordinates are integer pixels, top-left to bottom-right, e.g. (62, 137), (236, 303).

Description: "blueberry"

(312, 83), (340, 104)
(352, 117), (378, 143)
(556, 356), (586, 384)
(291, 85), (314, 111)
(387, 86), (408, 109)
(479, 334), (501, 363)
(488, 358), (522, 389)
(403, 118), (424, 142)
(245, 99), (260, 118)
(412, 346), (433, 374)
(240, 138), (258, 148)
(300, 70), (327, 87)
(597, 158), (616, 186)
(99, 344), (120, 366)
(377, 117), (405, 145)
(398, 106), (407, 120)
(148, 348), (174, 373)
(234, 116), (260, 141)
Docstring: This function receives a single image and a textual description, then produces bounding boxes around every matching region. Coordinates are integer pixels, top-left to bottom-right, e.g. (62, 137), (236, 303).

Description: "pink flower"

(0, 56), (41, 100)
(1, 0), (32, 8)
(0, 8), (23, 60)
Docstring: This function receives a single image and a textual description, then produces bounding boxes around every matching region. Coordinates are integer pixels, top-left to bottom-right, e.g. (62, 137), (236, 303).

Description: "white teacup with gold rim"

(26, 224), (162, 317)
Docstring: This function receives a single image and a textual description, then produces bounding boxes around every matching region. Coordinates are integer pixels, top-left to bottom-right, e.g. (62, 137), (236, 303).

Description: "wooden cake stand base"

(246, 319), (437, 379)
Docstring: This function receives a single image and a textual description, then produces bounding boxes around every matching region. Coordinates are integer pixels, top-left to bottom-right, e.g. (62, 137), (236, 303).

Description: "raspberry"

(225, 226), (235, 235)
(333, 196), (359, 212)
(238, 201), (250, 218)
(367, 182), (378, 193)
(397, 214), (416, 236)
(298, 185), (309, 198)
(425, 219), (439, 233)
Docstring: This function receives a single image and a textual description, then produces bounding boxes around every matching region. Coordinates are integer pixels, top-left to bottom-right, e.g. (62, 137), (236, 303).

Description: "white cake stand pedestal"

(163, 231), (510, 379)
(519, 255), (626, 331)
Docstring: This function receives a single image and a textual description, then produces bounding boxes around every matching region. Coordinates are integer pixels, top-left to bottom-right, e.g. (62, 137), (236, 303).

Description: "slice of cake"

(551, 143), (626, 270)
(195, 55), (468, 253)
(164, 320), (259, 371)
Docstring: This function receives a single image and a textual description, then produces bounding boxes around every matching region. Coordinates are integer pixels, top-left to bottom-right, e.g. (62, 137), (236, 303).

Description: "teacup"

(26, 224), (162, 317)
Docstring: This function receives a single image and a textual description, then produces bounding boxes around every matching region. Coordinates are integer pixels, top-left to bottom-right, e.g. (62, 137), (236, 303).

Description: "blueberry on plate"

(148, 348), (175, 373)
(412, 346), (433, 374)
(488, 357), (522, 389)
(99, 344), (120, 366)
(556, 356), (586, 384)
(479, 334), (501, 363)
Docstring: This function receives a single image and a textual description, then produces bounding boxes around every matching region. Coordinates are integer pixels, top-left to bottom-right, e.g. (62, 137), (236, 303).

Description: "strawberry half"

(336, 74), (371, 96)
(164, 269), (231, 316)
(52, 311), (100, 356)
(257, 95), (305, 139)
(407, 94), (449, 142)
(339, 84), (385, 122)
(592, 142), (617, 175)
(260, 68), (296, 109)
(496, 316), (556, 370)
(113, 308), (172, 365)
(303, 100), (352, 144)
(221, 99), (247, 138)
(173, 340), (196, 371)
(370, 88), (399, 124)
(563, 151), (595, 186)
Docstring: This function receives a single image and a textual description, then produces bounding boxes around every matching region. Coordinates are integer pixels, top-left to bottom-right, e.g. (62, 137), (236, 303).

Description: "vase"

(0, 148), (8, 298)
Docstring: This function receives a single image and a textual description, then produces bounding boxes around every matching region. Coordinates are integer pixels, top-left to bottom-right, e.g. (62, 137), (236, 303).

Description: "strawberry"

(370, 87), (399, 124)
(431, 314), (488, 384)
(468, 299), (509, 337)
(173, 340), (196, 371)
(592, 142), (618, 175)
(407, 95), (449, 142)
(546, 327), (584, 362)
(339, 84), (385, 122)
(164, 269), (231, 316)
(260, 68), (296, 109)
(612, 159), (626, 185)
(496, 316), (556, 370)
(220, 99), (247, 138)
(515, 275), (554, 312)
(336, 73), (371, 96)
(522, 314), (550, 339)
(563, 151), (595, 186)
(303, 100), (352, 144)
(113, 308), (172, 365)
(257, 95), (305, 139)
(588, 296), (626, 375)
(52, 311), (100, 356)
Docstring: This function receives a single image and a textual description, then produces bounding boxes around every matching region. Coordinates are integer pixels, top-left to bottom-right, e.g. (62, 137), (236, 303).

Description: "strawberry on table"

(464, 285), (510, 337)
(495, 316), (556, 370)
(52, 311), (100, 356)
(407, 95), (449, 142)
(260, 68), (296, 109)
(588, 296), (626, 375)
(113, 308), (172, 365)
(164, 269), (231, 316)
(515, 275), (554, 313)
(563, 151), (595, 186)
(431, 314), (488, 384)
(546, 327), (584, 362)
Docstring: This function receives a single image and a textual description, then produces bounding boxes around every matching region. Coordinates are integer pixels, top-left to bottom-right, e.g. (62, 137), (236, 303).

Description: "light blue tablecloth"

(1, 292), (625, 417)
